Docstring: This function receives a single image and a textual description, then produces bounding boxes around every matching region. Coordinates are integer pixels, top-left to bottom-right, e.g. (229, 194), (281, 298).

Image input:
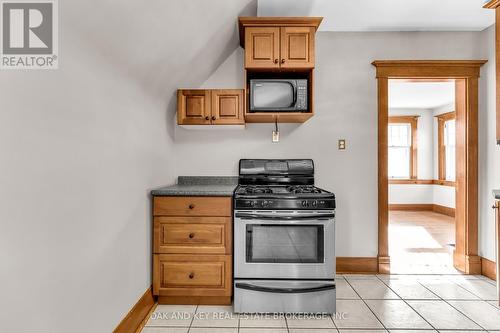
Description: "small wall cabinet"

(244, 26), (315, 69)
(177, 89), (244, 125)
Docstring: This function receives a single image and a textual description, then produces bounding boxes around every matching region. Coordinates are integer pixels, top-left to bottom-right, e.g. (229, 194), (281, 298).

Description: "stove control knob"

(312, 200), (318, 207)
(301, 200), (308, 207)
(248, 201), (255, 207)
(262, 200), (269, 207)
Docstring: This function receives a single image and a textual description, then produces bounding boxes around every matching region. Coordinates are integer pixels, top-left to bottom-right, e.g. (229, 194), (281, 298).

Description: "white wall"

(0, 1), (257, 333)
(174, 31), (487, 257)
(479, 25), (500, 261)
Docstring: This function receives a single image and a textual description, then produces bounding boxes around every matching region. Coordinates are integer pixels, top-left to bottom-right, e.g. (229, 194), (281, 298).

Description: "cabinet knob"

(189, 273), (194, 279)
(274, 59), (278, 64)
(211, 116), (216, 120)
(188, 204), (195, 209)
(205, 116), (209, 120)
(493, 205), (498, 210)
(189, 233), (195, 239)
(281, 59), (285, 64)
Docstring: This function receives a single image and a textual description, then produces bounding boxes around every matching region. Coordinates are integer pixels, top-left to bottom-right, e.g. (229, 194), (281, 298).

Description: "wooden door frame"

(372, 60), (486, 274)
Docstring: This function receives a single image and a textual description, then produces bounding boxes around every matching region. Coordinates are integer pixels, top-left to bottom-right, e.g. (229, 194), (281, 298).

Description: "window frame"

(388, 116), (418, 180)
(436, 111), (456, 181)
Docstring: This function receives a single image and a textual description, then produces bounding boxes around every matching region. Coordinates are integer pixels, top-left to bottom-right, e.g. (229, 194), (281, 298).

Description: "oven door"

(234, 210), (335, 279)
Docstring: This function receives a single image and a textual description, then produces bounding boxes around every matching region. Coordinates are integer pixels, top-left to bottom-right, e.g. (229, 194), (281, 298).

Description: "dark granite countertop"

(151, 176), (238, 196)
(494, 190), (500, 200)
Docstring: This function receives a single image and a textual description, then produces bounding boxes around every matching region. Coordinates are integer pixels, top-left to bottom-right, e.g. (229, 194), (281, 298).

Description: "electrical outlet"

(338, 139), (346, 150)
(272, 131), (280, 143)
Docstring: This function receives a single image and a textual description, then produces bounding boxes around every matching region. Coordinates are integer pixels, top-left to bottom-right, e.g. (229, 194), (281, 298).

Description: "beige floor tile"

(406, 300), (481, 330)
(239, 313), (286, 328)
(387, 330), (437, 333)
(145, 305), (196, 327)
(488, 300), (500, 309)
(419, 281), (479, 300)
(448, 300), (500, 330)
(453, 279), (498, 300)
(347, 278), (400, 299)
(141, 327), (189, 333)
(338, 330), (387, 333)
(289, 329), (338, 333)
(333, 299), (384, 329)
(191, 305), (238, 328)
(240, 329), (288, 333)
(336, 278), (360, 299)
(365, 299), (432, 329)
(286, 314), (335, 329)
(382, 279), (439, 299)
(188, 328), (237, 333)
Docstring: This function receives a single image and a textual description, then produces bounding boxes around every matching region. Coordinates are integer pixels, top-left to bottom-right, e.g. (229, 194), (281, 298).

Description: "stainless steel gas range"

(233, 159), (336, 314)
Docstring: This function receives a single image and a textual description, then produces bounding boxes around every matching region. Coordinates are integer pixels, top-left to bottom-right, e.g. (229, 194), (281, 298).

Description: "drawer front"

(153, 254), (232, 297)
(154, 217), (231, 254)
(153, 196), (231, 216)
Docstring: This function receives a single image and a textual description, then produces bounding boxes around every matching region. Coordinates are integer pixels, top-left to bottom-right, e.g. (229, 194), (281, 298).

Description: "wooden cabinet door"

(177, 90), (210, 125)
(245, 27), (280, 69)
(211, 89), (244, 125)
(280, 26), (315, 68)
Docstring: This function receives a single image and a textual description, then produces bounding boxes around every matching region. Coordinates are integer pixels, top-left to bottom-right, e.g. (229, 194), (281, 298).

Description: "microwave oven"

(249, 79), (308, 112)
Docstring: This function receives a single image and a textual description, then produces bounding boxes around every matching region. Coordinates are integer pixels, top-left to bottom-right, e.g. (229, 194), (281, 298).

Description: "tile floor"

(142, 274), (499, 333)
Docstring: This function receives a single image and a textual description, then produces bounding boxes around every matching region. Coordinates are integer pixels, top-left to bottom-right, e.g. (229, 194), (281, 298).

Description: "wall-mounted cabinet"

(239, 17), (322, 124)
(244, 26), (315, 69)
(177, 89), (244, 125)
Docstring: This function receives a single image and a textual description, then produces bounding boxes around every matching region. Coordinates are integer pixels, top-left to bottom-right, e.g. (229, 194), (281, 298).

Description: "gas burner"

(244, 186), (272, 194)
(287, 185), (322, 194)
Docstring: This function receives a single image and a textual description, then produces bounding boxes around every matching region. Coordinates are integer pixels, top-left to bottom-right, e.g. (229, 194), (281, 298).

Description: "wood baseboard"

(113, 287), (156, 333)
(389, 204), (455, 217)
(336, 257), (378, 273)
(158, 296), (231, 305)
(481, 256), (497, 280)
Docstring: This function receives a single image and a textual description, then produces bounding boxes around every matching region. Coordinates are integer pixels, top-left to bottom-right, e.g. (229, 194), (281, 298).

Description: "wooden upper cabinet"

(245, 27), (280, 69)
(239, 17), (322, 70)
(177, 89), (244, 125)
(280, 27), (315, 68)
(177, 90), (210, 125)
(211, 89), (244, 125)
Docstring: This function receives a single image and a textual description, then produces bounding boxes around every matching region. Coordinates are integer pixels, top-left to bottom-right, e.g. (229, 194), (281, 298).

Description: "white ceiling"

(258, 0), (494, 31)
(389, 81), (455, 109)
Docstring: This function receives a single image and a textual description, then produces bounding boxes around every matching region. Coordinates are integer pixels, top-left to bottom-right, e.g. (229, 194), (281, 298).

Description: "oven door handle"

(235, 282), (335, 294)
(235, 213), (335, 220)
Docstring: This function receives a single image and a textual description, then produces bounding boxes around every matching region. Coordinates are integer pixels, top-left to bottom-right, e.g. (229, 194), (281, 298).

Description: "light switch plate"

(272, 131), (280, 142)
(338, 139), (346, 150)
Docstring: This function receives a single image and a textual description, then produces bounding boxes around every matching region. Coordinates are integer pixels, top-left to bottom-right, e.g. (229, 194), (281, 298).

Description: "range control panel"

(235, 198), (335, 210)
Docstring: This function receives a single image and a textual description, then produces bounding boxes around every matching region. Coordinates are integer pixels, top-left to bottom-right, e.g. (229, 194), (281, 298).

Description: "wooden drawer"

(153, 254), (232, 297)
(154, 217), (231, 254)
(153, 196), (231, 217)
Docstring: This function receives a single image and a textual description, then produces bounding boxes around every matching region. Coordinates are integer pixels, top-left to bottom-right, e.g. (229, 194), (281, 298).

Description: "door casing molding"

(372, 60), (487, 274)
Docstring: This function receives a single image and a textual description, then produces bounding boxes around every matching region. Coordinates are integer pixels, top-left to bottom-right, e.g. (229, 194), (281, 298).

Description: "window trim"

(388, 116), (418, 179)
(436, 111), (456, 181)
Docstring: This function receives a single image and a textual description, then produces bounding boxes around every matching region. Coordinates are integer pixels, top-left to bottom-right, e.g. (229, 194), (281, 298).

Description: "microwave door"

(251, 81), (295, 111)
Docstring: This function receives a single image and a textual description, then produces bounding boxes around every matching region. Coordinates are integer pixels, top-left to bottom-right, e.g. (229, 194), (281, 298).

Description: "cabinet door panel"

(245, 27), (280, 69)
(177, 90), (210, 125)
(280, 27), (314, 68)
(211, 89), (244, 125)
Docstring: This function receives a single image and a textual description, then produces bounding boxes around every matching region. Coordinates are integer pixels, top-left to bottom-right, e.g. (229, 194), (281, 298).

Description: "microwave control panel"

(296, 80), (308, 110)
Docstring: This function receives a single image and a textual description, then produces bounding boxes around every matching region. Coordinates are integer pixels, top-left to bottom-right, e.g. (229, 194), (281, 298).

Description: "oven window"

(246, 224), (324, 263)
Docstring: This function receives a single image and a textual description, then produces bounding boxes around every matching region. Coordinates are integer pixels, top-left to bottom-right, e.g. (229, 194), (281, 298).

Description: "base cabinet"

(152, 196), (232, 305)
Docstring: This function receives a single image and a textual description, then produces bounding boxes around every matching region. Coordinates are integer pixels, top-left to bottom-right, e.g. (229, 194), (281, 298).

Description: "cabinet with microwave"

(239, 17), (322, 123)
(177, 89), (244, 125)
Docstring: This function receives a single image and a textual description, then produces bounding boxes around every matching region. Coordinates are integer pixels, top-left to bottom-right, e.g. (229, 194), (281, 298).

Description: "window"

(438, 112), (456, 181)
(388, 116), (418, 179)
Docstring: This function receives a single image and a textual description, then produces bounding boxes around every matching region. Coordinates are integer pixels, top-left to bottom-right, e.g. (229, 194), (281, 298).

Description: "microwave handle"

(291, 80), (298, 106)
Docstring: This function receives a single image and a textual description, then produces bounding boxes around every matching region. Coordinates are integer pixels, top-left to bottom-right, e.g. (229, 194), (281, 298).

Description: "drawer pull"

(189, 273), (195, 279)
(189, 233), (195, 239)
(188, 204), (195, 210)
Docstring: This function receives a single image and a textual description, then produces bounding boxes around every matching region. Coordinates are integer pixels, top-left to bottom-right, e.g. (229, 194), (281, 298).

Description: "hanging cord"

(275, 117), (279, 133)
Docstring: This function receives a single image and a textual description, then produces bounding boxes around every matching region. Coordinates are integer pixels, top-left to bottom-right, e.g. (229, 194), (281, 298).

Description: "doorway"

(372, 61), (486, 274)
(387, 79), (457, 273)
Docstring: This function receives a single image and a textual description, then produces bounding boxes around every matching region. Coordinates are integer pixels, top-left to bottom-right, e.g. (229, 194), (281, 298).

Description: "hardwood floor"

(389, 210), (460, 274)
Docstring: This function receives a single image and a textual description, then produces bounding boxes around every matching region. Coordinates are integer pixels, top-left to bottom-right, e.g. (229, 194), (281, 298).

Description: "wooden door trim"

(372, 60), (486, 274)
